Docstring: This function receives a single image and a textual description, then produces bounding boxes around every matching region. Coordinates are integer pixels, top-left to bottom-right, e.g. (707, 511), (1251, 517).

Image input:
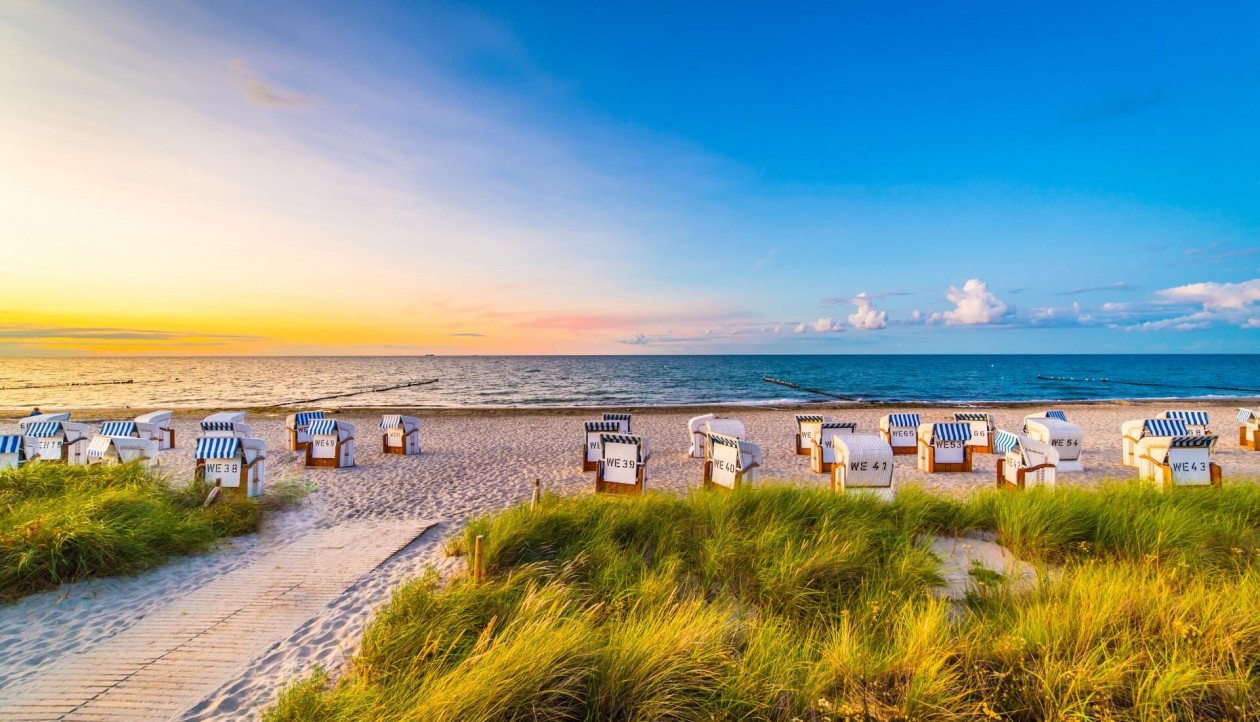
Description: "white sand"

(1, 401), (1258, 719)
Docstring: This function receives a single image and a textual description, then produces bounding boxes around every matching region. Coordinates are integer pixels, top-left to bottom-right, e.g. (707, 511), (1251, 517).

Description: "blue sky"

(2, 0), (1258, 354)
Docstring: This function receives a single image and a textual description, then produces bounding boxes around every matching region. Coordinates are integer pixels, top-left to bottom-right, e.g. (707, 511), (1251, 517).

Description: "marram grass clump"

(0, 462), (301, 600)
(268, 482), (1260, 722)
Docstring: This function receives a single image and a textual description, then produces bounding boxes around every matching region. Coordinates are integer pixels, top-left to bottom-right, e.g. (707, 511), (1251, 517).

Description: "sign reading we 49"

(311, 436), (338, 459)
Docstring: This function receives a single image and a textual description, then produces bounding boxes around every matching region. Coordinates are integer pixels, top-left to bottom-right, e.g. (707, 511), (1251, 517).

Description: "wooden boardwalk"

(0, 519), (434, 721)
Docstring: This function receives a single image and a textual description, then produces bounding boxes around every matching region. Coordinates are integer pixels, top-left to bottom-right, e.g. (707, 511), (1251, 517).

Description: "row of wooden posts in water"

(3, 407), (1259, 500)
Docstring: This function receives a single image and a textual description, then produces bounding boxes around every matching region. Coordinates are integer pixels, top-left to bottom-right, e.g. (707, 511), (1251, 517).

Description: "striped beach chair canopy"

(200, 421), (238, 432)
(822, 421), (858, 430)
(710, 433), (740, 450)
(293, 411), (324, 427)
(380, 414), (403, 430)
(195, 437), (240, 459)
(931, 422), (973, 443)
(100, 421), (137, 438)
(1045, 410), (1068, 421)
(307, 419), (343, 436)
(993, 430), (1021, 455)
(954, 412), (992, 423)
(1162, 410), (1208, 426)
(888, 413), (920, 428)
(1142, 419), (1188, 438)
(1240, 408), (1260, 423)
(24, 422), (63, 438)
(599, 434), (643, 459)
(603, 413), (631, 422)
(795, 414), (825, 424)
(1168, 435), (1217, 449)
(585, 420), (621, 433)
(0, 435), (23, 455)
(87, 435), (115, 458)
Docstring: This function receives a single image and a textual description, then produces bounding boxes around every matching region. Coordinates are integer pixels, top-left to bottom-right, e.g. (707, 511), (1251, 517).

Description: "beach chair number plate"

(386, 428), (406, 447)
(602, 442), (639, 485)
(203, 460), (242, 487)
(934, 440), (966, 463)
(1168, 451), (1210, 485)
(710, 441), (740, 489)
(311, 437), (337, 459)
(38, 439), (63, 458)
(586, 434), (603, 463)
(844, 459), (890, 487)
(891, 429), (915, 445)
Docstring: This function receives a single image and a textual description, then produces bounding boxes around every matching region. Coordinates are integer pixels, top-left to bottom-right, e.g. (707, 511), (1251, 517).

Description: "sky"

(2, 0), (1258, 355)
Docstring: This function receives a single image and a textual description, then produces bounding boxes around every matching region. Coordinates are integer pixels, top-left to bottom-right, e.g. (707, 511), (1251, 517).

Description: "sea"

(1, 355), (1258, 410)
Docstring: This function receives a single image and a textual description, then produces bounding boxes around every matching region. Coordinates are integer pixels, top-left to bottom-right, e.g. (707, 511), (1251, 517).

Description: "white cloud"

(1157, 279), (1260, 310)
(928, 279), (1010, 325)
(847, 293), (887, 330)
(795, 318), (843, 334)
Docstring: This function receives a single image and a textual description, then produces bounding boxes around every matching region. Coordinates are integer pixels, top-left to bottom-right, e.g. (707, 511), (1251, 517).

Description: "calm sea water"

(0, 356), (1257, 410)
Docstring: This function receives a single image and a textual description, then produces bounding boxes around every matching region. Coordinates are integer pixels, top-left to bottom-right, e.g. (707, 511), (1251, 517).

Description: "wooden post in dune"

(473, 534), (485, 581)
(531, 478), (540, 510)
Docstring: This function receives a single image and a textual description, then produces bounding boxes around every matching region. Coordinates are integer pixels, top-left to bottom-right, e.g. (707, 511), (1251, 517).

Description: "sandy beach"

(2, 400), (1259, 720)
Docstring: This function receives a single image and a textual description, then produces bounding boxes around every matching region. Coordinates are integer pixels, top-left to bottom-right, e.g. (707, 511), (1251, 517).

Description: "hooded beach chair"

(134, 411), (175, 449)
(1121, 418), (1186, 468)
(87, 435), (157, 467)
(21, 419), (92, 464)
(596, 433), (649, 495)
(285, 410), (326, 451)
(1239, 408), (1260, 451)
(993, 430), (1058, 491)
(380, 414), (421, 455)
(879, 413), (920, 455)
(793, 414), (828, 455)
(831, 434), (895, 500)
(1135, 435), (1221, 488)
(0, 435), (25, 470)
(18, 412), (71, 431)
(810, 421), (857, 473)
(1158, 410), (1210, 436)
(199, 411), (253, 439)
(1022, 412), (1084, 473)
(195, 437), (266, 498)
(703, 433), (762, 491)
(954, 412), (995, 454)
(306, 418), (355, 468)
(687, 414), (715, 458)
(917, 422), (973, 473)
(583, 421), (622, 472)
(603, 413), (632, 433)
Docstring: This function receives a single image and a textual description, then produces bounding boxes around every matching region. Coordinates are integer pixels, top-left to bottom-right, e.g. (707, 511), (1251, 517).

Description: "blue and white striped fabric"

(1163, 410), (1208, 426)
(1169, 435), (1216, 449)
(380, 414), (403, 430)
(1241, 409), (1258, 423)
(932, 423), (973, 443)
(100, 421), (137, 438)
(795, 414), (824, 424)
(992, 430), (1020, 455)
(308, 419), (340, 436)
(87, 436), (115, 458)
(822, 421), (857, 430)
(600, 434), (641, 447)
(0, 435), (22, 455)
(710, 434), (740, 448)
(954, 412), (991, 422)
(887, 413), (920, 428)
(24, 422), (62, 438)
(200, 421), (236, 432)
(1143, 419), (1188, 438)
(585, 421), (620, 433)
(294, 411), (324, 427)
(603, 413), (631, 422)
(1046, 410), (1067, 421)
(195, 437), (240, 459)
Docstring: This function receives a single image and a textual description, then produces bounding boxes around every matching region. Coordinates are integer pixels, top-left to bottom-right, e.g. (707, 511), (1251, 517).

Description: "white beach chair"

(794, 414), (827, 455)
(1158, 410), (1210, 436)
(285, 411), (326, 451)
(1121, 418), (1186, 468)
(18, 412), (71, 431)
(134, 410), (175, 449)
(21, 419), (92, 465)
(199, 411), (253, 439)
(305, 419), (355, 468)
(704, 433), (762, 490)
(195, 437), (266, 498)
(1022, 413), (1084, 473)
(0, 435), (25, 470)
(583, 420), (622, 472)
(603, 413), (632, 434)
(916, 422), (973, 473)
(879, 413), (920, 455)
(687, 414), (715, 458)
(380, 415), (421, 455)
(993, 430), (1058, 490)
(1239, 408), (1260, 451)
(810, 421), (857, 473)
(596, 433), (649, 495)
(1134, 435), (1220, 488)
(954, 412), (995, 453)
(87, 435), (157, 467)
(832, 434), (895, 500)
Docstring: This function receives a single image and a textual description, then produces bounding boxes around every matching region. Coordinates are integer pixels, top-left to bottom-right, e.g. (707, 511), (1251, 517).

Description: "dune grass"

(0, 462), (301, 601)
(267, 482), (1260, 721)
